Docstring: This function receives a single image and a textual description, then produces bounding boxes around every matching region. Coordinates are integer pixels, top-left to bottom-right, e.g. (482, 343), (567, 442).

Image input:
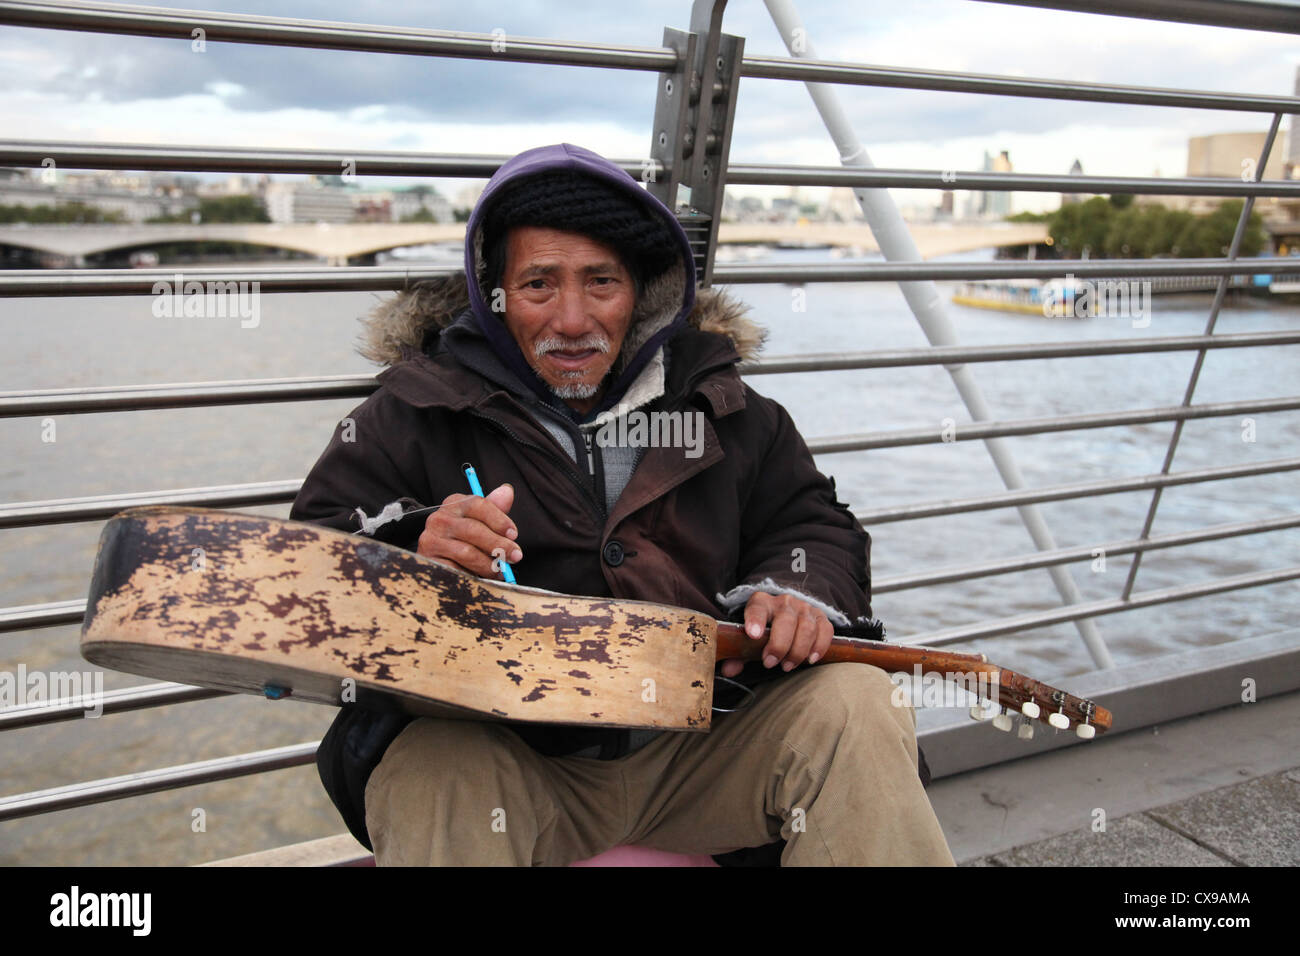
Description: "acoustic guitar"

(81, 507), (1112, 739)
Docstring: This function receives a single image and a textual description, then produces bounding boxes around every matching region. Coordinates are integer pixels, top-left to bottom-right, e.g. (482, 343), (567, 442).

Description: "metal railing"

(0, 0), (1297, 830)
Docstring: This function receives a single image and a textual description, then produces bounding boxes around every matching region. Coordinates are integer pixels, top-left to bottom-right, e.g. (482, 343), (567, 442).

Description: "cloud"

(0, 0), (1293, 181)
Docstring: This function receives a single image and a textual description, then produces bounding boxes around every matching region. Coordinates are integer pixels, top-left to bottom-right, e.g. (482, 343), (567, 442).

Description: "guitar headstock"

(969, 665), (1112, 740)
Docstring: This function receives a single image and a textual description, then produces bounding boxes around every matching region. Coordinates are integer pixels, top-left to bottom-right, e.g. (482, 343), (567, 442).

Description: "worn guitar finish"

(82, 507), (1111, 738)
(83, 507), (717, 730)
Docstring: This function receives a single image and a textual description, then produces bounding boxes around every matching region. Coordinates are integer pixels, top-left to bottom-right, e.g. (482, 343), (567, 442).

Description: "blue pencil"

(462, 463), (517, 584)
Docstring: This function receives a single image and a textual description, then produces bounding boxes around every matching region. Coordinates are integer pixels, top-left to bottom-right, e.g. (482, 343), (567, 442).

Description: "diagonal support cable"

(763, 0), (1115, 667)
(1119, 114), (1284, 602)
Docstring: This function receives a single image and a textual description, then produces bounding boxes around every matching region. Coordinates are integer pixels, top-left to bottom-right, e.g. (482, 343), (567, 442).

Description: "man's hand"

(417, 483), (522, 580)
(718, 591), (834, 679)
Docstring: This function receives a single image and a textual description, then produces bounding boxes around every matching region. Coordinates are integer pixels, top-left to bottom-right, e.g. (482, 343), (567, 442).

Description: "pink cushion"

(568, 846), (719, 867)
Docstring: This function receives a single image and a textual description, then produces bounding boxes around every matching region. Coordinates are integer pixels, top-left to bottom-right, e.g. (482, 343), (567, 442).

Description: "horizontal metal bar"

(0, 741), (317, 821)
(7, 332), (1297, 419)
(907, 564), (1300, 646)
(3, 140), (1295, 199)
(0, 480), (299, 529)
(0, 598), (84, 632)
(715, 258), (1300, 284)
(0, 682), (224, 730)
(727, 164), (1300, 197)
(0, 140), (649, 180)
(807, 396), (1300, 454)
(742, 331), (1300, 374)
(740, 53), (1300, 113)
(0, 267), (455, 297)
(9, 458), (1294, 534)
(875, 512), (1300, 593)
(976, 0), (1300, 36)
(4, 258), (1299, 298)
(853, 456), (1300, 524)
(0, 0), (675, 70)
(0, 374), (376, 418)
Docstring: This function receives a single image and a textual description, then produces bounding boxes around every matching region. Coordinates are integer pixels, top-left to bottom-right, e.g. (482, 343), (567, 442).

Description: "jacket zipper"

(467, 408), (607, 524)
(582, 431), (608, 519)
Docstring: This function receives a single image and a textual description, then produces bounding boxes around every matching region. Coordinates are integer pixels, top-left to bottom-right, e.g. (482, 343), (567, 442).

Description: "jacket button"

(602, 540), (625, 567)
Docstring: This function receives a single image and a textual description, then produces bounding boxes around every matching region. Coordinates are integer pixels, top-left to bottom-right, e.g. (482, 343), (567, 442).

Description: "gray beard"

(546, 380), (600, 400)
(531, 334), (613, 402)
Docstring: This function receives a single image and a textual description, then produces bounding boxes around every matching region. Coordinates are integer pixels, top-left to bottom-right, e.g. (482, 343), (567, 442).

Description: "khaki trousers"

(364, 662), (955, 866)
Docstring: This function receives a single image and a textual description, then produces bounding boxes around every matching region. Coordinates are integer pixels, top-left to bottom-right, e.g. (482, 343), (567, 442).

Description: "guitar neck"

(712, 620), (1112, 736)
(713, 620), (995, 675)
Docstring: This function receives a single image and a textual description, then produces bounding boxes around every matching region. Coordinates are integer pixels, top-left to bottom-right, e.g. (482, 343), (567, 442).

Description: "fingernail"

(808, 652), (820, 664)
(782, 661), (794, 672)
(748, 622), (762, 638)
(506, 528), (517, 540)
(763, 655), (778, 669)
(510, 549), (523, 563)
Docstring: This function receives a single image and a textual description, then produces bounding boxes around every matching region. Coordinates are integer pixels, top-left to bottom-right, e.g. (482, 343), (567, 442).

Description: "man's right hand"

(417, 483), (522, 580)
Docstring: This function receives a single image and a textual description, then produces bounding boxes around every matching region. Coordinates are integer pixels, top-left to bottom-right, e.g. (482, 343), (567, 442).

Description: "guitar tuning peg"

(1076, 721), (1096, 740)
(1020, 700), (1040, 719)
(969, 699), (999, 721)
(1048, 707), (1070, 730)
(1017, 721), (1034, 740)
(992, 712), (1013, 732)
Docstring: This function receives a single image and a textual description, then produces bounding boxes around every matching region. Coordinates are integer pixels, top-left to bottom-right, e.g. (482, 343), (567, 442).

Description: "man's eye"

(525, 279), (548, 289)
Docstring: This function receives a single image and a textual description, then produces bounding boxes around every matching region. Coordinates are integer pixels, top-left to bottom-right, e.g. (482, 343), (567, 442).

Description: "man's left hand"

(718, 591), (834, 679)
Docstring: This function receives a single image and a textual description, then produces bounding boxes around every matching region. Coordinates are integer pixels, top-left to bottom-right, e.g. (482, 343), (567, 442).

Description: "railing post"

(647, 1), (743, 287)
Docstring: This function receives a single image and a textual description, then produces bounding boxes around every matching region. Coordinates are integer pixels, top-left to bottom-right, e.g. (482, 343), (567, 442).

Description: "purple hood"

(463, 143), (697, 417)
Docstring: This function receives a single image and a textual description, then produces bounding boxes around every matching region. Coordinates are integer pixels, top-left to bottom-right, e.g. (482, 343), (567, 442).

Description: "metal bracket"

(648, 1), (744, 288)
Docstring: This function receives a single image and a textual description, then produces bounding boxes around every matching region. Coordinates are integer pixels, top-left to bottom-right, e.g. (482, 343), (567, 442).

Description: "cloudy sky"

(2, 0), (1297, 212)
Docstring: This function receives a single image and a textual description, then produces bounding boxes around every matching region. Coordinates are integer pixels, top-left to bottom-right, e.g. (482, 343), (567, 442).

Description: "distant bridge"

(0, 221), (1048, 265)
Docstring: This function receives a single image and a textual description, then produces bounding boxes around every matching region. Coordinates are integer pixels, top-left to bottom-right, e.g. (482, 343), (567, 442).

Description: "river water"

(2, 246), (1297, 864)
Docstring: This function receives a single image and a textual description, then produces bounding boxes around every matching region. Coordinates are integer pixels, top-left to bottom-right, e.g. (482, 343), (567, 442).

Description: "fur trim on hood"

(356, 272), (767, 368)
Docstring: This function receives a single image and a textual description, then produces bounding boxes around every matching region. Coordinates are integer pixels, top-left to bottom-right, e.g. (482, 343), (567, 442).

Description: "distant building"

(826, 187), (863, 222)
(454, 182), (485, 214)
(1187, 131), (1286, 182)
(197, 174), (262, 198)
(935, 190), (954, 220)
(264, 180), (354, 223)
(986, 150), (1012, 218)
(0, 168), (194, 222)
(967, 149), (1012, 219)
(389, 187), (454, 223)
(1134, 124), (1297, 228)
(353, 196), (394, 223)
(1060, 158), (1086, 205)
(769, 196), (800, 222)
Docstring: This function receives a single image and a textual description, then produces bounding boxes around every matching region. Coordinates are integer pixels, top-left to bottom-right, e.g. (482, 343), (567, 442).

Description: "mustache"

(533, 334), (611, 358)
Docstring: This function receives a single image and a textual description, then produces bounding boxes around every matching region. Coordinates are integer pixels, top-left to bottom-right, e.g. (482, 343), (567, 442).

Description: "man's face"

(501, 225), (636, 415)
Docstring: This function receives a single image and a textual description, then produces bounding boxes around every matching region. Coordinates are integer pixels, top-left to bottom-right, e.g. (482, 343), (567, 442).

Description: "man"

(291, 142), (954, 866)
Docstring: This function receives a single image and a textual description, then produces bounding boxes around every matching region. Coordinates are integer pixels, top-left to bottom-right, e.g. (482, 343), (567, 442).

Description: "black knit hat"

(480, 169), (680, 295)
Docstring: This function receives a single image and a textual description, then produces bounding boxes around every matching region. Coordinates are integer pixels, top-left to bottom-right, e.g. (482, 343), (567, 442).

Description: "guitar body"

(82, 507), (717, 731)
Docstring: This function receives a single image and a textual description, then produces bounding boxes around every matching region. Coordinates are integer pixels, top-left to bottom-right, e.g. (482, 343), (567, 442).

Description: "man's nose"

(552, 282), (593, 337)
